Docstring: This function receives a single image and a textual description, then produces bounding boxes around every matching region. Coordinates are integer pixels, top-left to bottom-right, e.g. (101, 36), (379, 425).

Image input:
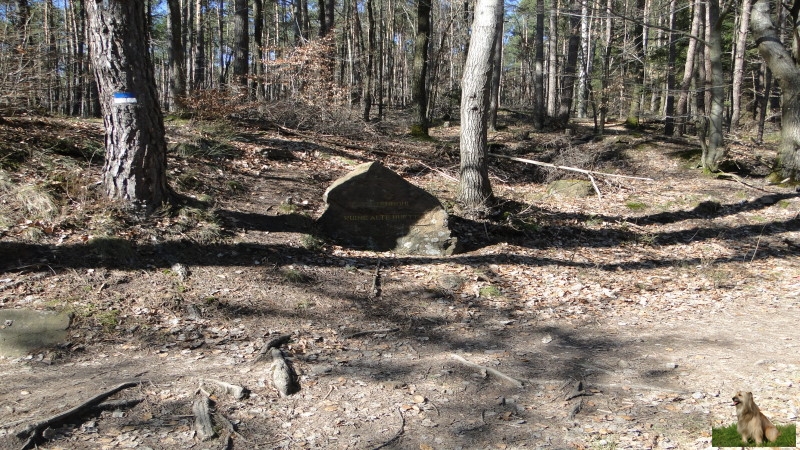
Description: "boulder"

(317, 162), (457, 255)
(0, 309), (71, 357)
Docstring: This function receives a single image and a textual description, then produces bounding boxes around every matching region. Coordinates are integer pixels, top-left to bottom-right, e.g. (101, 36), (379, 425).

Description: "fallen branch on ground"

(450, 354), (525, 388)
(345, 328), (401, 339)
(370, 260), (381, 298)
(488, 153), (654, 181)
(15, 381), (141, 449)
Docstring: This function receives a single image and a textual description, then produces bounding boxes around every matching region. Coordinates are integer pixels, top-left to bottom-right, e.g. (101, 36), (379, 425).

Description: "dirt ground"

(0, 113), (798, 449)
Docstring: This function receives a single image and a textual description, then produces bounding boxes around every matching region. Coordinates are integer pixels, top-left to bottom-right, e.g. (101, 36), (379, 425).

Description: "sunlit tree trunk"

(488, 19), (503, 131)
(459, 0), (503, 211)
(664, 0), (677, 135)
(533, 0), (545, 129)
(232, 0), (249, 87)
(546, 0), (558, 116)
(625, 0), (645, 127)
(701, 0), (725, 171)
(730, 0), (753, 128)
(85, 0), (172, 213)
(676, 0), (701, 135)
(751, 0), (800, 181)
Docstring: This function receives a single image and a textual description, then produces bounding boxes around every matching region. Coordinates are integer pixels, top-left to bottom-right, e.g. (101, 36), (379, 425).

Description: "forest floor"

(0, 110), (798, 450)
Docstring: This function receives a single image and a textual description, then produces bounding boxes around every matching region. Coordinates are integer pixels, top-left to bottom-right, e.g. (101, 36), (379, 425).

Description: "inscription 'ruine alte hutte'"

(317, 162), (457, 256)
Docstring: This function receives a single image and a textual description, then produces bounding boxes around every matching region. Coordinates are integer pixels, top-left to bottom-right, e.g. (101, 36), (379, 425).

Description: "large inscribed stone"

(318, 162), (457, 255)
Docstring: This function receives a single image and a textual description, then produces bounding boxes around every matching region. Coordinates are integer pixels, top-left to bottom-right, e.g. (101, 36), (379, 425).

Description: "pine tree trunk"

(85, 0), (172, 214)
(751, 0), (800, 181)
(459, 0), (502, 211)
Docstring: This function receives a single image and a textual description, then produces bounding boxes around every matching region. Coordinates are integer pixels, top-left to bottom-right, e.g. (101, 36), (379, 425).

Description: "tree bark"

(625, 0), (646, 127)
(533, 0), (545, 129)
(751, 0), (800, 180)
(488, 19), (503, 131)
(233, 0), (249, 87)
(702, 0), (726, 171)
(730, 0), (753, 128)
(676, 0), (701, 135)
(663, 0), (677, 135)
(364, 0), (376, 121)
(546, 0), (558, 117)
(412, 0), (432, 135)
(459, 0), (502, 210)
(85, 0), (172, 213)
(193, 0), (206, 90)
(167, 0), (187, 112)
(558, 0), (580, 124)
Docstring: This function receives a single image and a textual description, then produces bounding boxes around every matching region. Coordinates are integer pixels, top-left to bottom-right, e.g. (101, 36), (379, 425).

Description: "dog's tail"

(765, 424), (780, 442)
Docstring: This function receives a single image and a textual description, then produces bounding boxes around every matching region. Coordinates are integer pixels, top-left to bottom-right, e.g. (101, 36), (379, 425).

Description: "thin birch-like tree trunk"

(459, 0), (503, 210)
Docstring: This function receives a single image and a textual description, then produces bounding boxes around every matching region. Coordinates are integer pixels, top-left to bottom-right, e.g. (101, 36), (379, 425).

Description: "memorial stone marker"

(317, 162), (458, 255)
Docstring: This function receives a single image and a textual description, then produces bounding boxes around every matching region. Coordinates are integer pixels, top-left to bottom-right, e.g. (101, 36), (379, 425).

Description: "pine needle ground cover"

(711, 423), (796, 447)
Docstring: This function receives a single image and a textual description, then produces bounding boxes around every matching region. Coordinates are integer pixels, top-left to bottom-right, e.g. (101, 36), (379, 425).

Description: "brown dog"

(732, 391), (780, 444)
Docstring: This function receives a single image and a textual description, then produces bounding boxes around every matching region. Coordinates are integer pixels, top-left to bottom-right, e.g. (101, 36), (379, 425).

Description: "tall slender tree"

(459, 0), (503, 210)
(701, 0), (726, 171)
(232, 0), (249, 87)
(730, 0), (753, 128)
(412, 0), (432, 135)
(167, 0), (187, 112)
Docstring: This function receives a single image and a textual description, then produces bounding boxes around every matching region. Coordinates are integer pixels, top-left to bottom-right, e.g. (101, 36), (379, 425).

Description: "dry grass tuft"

(15, 183), (58, 220)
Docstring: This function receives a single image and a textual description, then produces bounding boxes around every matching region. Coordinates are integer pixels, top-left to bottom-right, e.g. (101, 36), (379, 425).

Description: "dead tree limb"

(450, 354), (525, 388)
(488, 153), (654, 181)
(15, 381), (141, 449)
(345, 328), (400, 339)
(370, 260), (382, 298)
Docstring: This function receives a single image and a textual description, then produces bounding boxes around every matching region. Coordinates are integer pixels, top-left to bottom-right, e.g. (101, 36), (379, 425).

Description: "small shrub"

(16, 183), (58, 220)
(282, 268), (313, 284)
(625, 201), (647, 211)
(479, 285), (502, 298)
(301, 234), (325, 251)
